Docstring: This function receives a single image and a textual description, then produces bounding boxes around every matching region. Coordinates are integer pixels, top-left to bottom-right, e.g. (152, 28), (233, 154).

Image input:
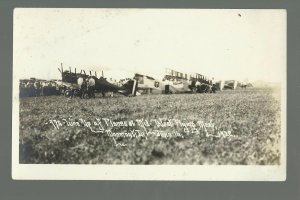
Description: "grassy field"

(19, 87), (281, 165)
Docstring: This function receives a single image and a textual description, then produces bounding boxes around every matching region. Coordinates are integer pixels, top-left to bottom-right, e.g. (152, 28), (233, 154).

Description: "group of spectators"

(19, 79), (62, 97)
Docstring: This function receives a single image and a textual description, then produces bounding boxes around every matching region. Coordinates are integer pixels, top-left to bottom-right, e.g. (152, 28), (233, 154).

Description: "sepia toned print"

(12, 8), (286, 180)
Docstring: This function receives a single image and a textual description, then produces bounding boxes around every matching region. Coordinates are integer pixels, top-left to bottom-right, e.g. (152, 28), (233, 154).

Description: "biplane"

(163, 68), (191, 94)
(238, 79), (253, 89)
(57, 63), (138, 98)
(163, 68), (216, 94)
(221, 80), (238, 90)
(207, 79), (252, 90)
(188, 73), (216, 93)
(134, 73), (164, 94)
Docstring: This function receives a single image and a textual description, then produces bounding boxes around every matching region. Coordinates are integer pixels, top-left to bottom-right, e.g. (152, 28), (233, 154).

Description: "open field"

(19, 87), (281, 165)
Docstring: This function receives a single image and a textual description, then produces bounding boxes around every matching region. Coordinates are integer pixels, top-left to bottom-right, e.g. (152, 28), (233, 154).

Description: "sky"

(13, 8), (286, 82)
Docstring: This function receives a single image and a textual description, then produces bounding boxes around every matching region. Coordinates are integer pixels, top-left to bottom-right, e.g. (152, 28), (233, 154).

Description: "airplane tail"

(233, 80), (238, 90)
(118, 79), (138, 96)
(131, 79), (137, 96)
(220, 80), (225, 91)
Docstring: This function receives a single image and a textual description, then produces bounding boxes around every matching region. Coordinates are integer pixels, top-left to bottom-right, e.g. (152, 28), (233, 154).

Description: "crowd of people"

(19, 79), (63, 97)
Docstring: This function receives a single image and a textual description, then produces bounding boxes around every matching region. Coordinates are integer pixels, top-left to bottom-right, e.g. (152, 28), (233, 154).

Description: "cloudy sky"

(13, 8), (286, 82)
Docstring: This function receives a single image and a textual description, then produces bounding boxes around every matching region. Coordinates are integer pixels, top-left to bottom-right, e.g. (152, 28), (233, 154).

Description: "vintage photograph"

(12, 8), (286, 180)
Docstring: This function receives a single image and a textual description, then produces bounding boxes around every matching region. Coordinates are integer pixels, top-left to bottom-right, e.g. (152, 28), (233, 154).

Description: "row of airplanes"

(57, 63), (251, 98)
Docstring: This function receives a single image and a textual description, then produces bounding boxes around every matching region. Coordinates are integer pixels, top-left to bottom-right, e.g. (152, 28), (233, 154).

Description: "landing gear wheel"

(192, 87), (197, 93)
(64, 90), (72, 98)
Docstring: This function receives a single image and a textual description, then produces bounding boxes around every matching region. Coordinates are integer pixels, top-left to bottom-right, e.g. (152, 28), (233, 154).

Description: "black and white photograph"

(12, 8), (286, 180)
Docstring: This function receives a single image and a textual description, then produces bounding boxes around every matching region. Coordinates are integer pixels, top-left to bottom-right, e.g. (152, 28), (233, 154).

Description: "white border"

(12, 8), (286, 181)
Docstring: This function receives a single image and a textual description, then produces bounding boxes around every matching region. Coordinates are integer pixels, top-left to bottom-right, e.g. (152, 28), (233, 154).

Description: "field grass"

(19, 87), (281, 165)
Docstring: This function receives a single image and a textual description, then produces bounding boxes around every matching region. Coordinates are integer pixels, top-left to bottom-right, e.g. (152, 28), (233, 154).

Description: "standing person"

(242, 81), (247, 89)
(211, 77), (216, 93)
(77, 76), (87, 98)
(87, 77), (96, 98)
(77, 76), (84, 98)
(28, 81), (35, 97)
(163, 77), (170, 94)
(34, 81), (41, 96)
(81, 79), (87, 99)
(195, 79), (201, 92)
